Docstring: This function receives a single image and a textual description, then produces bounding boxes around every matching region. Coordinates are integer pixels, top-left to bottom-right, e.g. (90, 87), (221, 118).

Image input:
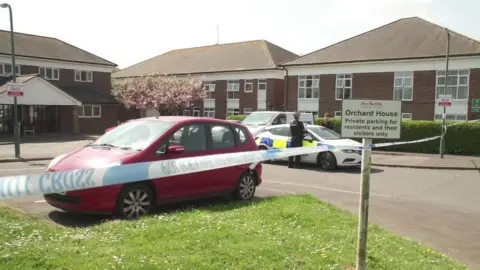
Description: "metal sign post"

(438, 94), (451, 159)
(356, 138), (372, 270)
(1, 3), (20, 158)
(341, 99), (402, 270)
(439, 28), (450, 159)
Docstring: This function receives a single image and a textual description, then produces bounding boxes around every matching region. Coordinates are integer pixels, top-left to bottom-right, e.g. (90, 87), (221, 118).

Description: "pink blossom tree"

(113, 73), (206, 115)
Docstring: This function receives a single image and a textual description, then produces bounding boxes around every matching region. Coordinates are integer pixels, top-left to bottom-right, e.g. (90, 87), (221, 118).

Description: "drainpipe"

(276, 66), (288, 112)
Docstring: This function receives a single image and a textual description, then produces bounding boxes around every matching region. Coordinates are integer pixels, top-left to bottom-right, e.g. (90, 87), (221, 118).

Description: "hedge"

(227, 114), (480, 155)
(226, 115), (246, 121)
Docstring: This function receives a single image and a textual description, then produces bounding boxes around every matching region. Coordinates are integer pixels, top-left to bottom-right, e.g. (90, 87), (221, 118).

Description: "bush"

(315, 118), (480, 155)
(226, 115), (246, 121)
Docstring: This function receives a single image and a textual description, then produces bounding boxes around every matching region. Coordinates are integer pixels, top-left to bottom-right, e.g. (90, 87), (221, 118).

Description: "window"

(39, 67), (60, 80)
(299, 110), (318, 119)
(203, 108), (215, 118)
(193, 107), (200, 117)
(234, 127), (249, 144)
(227, 80), (240, 99)
(95, 120), (175, 152)
(272, 114), (287, 125)
(394, 72), (413, 101)
(298, 75), (319, 99)
(75, 70), (93, 82)
(307, 126), (341, 140)
(244, 108), (253, 115)
(436, 70), (469, 100)
(335, 74), (352, 100)
(269, 126), (290, 137)
(401, 113), (412, 121)
(258, 79), (267, 91)
(0, 63), (20, 76)
(204, 81), (216, 99)
(434, 114), (467, 121)
(227, 108), (240, 116)
(244, 80), (253, 93)
(183, 109), (190, 116)
(334, 111), (342, 118)
(79, 105), (101, 118)
(209, 124), (235, 149)
(168, 124), (207, 152)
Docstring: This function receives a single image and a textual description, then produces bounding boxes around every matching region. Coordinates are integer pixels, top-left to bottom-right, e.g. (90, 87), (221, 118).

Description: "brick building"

(112, 40), (298, 119)
(280, 17), (480, 121)
(0, 30), (138, 134)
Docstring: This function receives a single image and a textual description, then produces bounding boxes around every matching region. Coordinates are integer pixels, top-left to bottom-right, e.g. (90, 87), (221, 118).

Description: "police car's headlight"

(341, 149), (357, 153)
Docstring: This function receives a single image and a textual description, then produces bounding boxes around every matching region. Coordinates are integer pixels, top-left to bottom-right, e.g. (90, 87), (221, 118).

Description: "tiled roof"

(59, 86), (117, 104)
(0, 30), (116, 66)
(112, 40), (298, 78)
(282, 17), (480, 66)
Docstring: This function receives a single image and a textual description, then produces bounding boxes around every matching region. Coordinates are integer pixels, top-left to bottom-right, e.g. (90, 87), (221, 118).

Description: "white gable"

(0, 77), (81, 106)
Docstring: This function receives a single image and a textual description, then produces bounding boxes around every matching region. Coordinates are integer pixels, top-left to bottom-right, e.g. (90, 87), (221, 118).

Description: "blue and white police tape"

(0, 145), (350, 200)
(367, 119), (480, 149)
(369, 135), (441, 148)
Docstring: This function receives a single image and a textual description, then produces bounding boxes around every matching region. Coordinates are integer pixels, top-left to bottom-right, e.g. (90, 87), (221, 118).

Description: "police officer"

(322, 112), (334, 130)
(288, 111), (306, 168)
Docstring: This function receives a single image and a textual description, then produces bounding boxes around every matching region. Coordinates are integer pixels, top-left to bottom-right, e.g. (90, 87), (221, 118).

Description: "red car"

(44, 116), (263, 220)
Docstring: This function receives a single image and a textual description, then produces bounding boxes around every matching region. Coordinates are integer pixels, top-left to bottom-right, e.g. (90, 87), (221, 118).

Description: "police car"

(242, 111), (315, 136)
(255, 124), (362, 170)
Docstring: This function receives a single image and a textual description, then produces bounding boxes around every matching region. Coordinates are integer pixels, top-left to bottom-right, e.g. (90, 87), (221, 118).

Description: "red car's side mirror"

(168, 145), (184, 154)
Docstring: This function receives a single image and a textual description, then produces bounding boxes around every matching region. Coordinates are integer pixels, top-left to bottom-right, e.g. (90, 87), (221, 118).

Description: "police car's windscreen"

(307, 126), (341, 140)
(242, 112), (278, 125)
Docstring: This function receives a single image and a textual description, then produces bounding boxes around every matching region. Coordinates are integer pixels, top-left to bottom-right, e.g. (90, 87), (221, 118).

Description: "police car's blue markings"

(38, 168), (96, 194)
(260, 137), (274, 147)
(102, 162), (151, 186)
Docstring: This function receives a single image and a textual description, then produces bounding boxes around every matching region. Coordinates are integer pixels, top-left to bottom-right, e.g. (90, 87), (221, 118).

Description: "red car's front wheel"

(116, 184), (154, 220)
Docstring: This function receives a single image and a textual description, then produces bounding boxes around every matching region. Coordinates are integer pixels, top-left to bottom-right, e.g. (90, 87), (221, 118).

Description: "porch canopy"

(0, 75), (82, 106)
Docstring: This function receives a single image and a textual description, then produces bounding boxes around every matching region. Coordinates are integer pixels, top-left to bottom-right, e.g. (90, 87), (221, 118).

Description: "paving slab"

(372, 152), (480, 170)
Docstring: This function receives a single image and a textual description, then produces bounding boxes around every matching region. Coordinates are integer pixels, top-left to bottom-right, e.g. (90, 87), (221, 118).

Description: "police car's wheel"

(116, 184), (154, 220)
(233, 172), (257, 201)
(317, 152), (337, 171)
(258, 145), (272, 163)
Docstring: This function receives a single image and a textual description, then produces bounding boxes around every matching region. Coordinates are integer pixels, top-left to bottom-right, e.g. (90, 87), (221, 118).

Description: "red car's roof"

(133, 116), (243, 126)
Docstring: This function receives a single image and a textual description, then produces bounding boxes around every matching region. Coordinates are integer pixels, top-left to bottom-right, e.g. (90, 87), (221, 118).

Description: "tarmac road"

(0, 160), (479, 268)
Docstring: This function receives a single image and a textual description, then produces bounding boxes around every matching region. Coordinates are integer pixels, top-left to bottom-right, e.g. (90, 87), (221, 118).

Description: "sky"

(0, 0), (478, 69)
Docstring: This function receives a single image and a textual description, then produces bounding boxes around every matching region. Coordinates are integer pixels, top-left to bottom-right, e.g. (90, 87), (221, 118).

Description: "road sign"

(438, 95), (452, 107)
(341, 99), (402, 139)
(340, 99), (403, 269)
(6, 82), (24, 97)
(473, 99), (480, 113)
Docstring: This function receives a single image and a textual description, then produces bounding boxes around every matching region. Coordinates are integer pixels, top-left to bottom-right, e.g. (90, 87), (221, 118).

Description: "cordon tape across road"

(0, 119), (478, 200)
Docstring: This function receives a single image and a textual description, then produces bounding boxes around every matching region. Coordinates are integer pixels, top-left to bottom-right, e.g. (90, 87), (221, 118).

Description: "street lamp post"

(439, 28), (450, 159)
(1, 3), (20, 158)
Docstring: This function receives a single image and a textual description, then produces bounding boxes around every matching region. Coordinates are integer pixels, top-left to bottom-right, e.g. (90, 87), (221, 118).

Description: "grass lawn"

(0, 195), (466, 270)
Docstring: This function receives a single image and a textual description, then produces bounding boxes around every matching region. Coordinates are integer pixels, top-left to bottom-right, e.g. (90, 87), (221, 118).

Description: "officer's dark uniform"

(288, 115), (305, 168)
(322, 119), (334, 130)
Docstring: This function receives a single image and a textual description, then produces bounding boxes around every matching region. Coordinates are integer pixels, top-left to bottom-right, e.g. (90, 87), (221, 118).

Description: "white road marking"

(34, 200), (46, 203)
(260, 187), (297, 195)
(0, 167), (45, 172)
(265, 180), (399, 199)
